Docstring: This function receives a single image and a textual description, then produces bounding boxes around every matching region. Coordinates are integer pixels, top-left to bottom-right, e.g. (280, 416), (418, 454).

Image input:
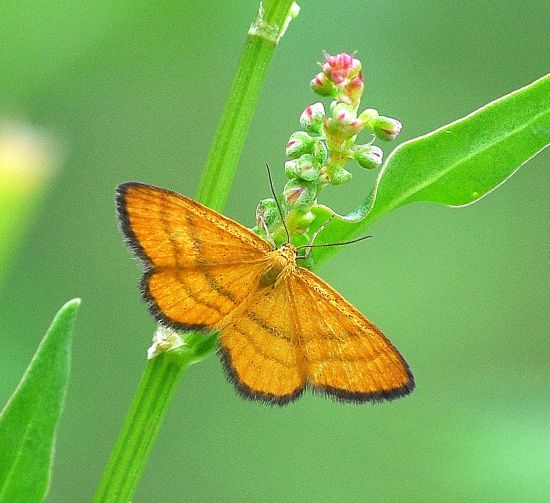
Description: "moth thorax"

(260, 244), (297, 286)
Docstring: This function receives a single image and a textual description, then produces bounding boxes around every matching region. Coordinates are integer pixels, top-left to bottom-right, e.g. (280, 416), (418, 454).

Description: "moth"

(116, 182), (414, 404)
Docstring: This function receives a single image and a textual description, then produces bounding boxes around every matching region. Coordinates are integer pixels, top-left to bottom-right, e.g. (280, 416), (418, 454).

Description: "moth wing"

(116, 182), (272, 329)
(146, 262), (276, 329)
(290, 268), (414, 403)
(217, 277), (305, 405)
(116, 182), (271, 269)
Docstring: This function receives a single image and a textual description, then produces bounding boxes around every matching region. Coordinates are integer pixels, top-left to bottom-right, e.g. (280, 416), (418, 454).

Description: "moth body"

(260, 244), (297, 286)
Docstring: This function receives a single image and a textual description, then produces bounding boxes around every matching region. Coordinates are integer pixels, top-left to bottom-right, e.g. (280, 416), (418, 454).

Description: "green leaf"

(0, 299), (81, 503)
(311, 74), (550, 268)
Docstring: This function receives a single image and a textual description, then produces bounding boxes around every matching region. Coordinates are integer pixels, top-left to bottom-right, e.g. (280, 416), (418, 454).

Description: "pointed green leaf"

(0, 299), (81, 503)
(311, 74), (550, 268)
(369, 74), (550, 214)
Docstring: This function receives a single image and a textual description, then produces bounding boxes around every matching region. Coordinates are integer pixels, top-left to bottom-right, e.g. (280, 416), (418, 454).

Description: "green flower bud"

(373, 116), (402, 141)
(323, 116), (340, 136)
(311, 139), (328, 165)
(294, 154), (320, 182)
(358, 108), (379, 129)
(255, 198), (281, 229)
(353, 145), (383, 169)
(299, 102), (325, 134)
(285, 156), (320, 182)
(329, 165), (352, 185)
(286, 131), (315, 159)
(284, 159), (299, 179)
(324, 115), (362, 141)
(330, 102), (363, 139)
(283, 179), (317, 209)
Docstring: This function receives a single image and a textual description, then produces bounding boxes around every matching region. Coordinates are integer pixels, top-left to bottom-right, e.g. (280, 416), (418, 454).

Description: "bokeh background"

(1, 1), (549, 502)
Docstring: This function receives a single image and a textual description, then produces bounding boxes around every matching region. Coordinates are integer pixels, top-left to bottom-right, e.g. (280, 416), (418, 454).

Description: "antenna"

(265, 163), (290, 244)
(299, 214), (335, 259)
(296, 212), (373, 259)
(297, 235), (373, 252)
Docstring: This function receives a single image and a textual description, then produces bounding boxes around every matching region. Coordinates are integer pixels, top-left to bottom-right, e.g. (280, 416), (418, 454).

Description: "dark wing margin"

(290, 267), (415, 404)
(115, 182), (272, 331)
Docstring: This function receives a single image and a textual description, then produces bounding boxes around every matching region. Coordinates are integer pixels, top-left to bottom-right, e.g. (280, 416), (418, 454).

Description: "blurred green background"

(1, 1), (549, 502)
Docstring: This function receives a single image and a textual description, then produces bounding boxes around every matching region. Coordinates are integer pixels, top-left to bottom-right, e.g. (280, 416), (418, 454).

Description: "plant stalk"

(94, 1), (298, 501)
(197, 0), (298, 211)
(92, 352), (188, 503)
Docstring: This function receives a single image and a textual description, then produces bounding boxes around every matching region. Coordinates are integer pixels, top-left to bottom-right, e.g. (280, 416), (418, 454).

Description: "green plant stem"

(94, 2), (298, 500)
(196, 0), (297, 211)
(92, 352), (188, 503)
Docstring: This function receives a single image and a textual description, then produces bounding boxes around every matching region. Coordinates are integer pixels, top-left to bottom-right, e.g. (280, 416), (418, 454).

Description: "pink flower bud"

(286, 131), (315, 159)
(332, 102), (355, 124)
(323, 115), (362, 142)
(349, 58), (362, 78)
(348, 119), (363, 135)
(311, 72), (338, 97)
(373, 116), (402, 141)
(329, 103), (363, 139)
(321, 52), (361, 85)
(299, 102), (325, 134)
(354, 145), (383, 169)
(345, 74), (364, 104)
